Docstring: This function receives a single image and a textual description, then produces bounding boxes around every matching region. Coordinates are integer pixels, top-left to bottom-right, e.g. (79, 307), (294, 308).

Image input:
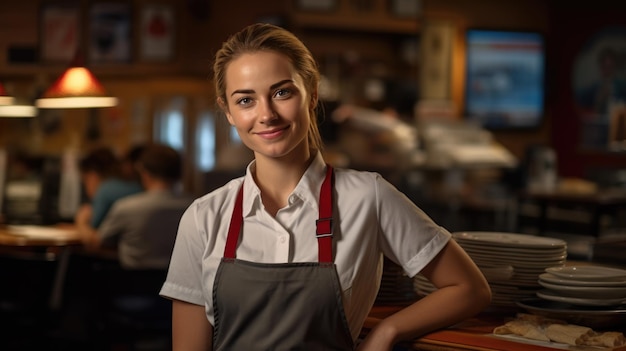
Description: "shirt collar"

(241, 152), (327, 217)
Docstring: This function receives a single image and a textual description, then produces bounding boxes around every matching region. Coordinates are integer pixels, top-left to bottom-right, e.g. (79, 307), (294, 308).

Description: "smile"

(255, 126), (289, 139)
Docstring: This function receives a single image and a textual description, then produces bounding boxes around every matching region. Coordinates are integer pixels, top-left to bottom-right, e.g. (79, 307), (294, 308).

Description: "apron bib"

(212, 165), (354, 350)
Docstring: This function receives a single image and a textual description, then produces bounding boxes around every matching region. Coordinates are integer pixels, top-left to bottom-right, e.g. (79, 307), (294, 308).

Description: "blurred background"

(2, 0), (626, 349)
(1, 0), (626, 259)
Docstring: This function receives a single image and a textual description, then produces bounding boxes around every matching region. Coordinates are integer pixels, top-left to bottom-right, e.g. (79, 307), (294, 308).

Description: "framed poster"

(40, 3), (81, 63)
(88, 2), (132, 63)
(139, 4), (175, 61)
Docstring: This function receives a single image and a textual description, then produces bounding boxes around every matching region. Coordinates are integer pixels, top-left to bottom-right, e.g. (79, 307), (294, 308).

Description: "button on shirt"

(160, 152), (451, 340)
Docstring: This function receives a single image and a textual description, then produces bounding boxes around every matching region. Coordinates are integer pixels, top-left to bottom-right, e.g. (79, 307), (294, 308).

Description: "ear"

(225, 112), (235, 126)
(217, 97), (235, 125)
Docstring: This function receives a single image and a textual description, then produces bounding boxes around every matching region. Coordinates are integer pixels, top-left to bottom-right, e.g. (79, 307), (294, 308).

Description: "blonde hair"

(213, 23), (323, 150)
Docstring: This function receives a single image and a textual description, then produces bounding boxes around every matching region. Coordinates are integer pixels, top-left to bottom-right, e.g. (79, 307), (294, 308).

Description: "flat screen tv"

(464, 29), (546, 129)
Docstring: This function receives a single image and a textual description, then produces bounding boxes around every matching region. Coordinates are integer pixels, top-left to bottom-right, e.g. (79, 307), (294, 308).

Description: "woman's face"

(222, 51), (312, 162)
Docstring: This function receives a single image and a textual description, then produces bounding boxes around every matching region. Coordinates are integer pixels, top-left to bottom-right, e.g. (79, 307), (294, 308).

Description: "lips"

(256, 125), (289, 139)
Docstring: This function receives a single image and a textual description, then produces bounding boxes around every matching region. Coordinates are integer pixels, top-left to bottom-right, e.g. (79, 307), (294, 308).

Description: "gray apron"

(212, 166), (354, 350)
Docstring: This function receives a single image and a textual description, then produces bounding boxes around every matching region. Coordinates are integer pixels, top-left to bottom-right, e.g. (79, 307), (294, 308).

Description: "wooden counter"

(0, 223), (80, 247)
(365, 305), (626, 351)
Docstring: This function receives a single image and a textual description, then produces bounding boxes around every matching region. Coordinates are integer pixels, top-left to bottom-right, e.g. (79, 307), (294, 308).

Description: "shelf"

(289, 0), (419, 35)
(290, 12), (418, 35)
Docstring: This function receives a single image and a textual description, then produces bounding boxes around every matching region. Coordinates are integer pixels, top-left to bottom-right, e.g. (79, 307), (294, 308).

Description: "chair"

(90, 200), (189, 350)
(94, 264), (172, 350)
(0, 248), (65, 349)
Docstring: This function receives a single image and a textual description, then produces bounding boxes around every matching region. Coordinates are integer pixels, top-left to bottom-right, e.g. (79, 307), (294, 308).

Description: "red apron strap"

(224, 184), (244, 259)
(316, 165), (334, 263)
(224, 165), (335, 263)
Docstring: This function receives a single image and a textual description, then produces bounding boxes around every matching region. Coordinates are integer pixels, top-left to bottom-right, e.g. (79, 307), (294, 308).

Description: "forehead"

(225, 51), (298, 87)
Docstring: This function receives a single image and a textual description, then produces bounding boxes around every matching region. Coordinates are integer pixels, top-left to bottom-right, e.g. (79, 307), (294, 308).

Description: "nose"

(258, 99), (277, 123)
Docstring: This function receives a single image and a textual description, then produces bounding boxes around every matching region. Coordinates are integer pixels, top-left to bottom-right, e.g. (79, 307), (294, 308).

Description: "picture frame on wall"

(88, 2), (132, 63)
(295, 0), (337, 12)
(391, 0), (421, 18)
(139, 4), (175, 62)
(40, 3), (81, 63)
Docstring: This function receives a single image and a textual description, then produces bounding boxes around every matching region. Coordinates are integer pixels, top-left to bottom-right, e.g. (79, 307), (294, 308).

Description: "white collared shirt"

(160, 152), (451, 339)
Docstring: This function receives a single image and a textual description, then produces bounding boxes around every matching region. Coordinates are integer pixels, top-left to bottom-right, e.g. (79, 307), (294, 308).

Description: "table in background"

(0, 224), (81, 310)
(518, 189), (626, 237)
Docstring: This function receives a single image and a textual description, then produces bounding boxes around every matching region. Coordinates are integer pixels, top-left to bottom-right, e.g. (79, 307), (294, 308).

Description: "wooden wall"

(1, 0), (625, 183)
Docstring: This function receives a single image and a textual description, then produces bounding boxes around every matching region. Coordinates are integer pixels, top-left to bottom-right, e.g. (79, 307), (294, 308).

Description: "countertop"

(365, 305), (626, 351)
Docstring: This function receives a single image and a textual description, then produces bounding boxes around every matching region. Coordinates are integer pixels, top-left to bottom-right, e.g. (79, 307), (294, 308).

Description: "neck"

(253, 148), (315, 215)
(143, 178), (173, 192)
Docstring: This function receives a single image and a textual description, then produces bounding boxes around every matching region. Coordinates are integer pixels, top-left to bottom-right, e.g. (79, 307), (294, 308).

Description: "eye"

(235, 97), (252, 106)
(274, 88), (292, 99)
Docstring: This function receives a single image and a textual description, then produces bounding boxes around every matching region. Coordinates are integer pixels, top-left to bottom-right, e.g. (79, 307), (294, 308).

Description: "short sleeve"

(374, 174), (451, 278)
(159, 203), (206, 306)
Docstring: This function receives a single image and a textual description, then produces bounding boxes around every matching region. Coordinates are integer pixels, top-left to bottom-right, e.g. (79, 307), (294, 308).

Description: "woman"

(160, 23), (491, 351)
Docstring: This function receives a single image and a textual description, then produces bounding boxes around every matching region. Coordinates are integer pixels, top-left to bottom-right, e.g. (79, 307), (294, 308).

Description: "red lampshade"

(0, 82), (15, 106)
(35, 66), (118, 109)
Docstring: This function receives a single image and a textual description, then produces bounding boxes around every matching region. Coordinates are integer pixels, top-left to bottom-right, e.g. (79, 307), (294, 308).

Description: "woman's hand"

(356, 321), (397, 351)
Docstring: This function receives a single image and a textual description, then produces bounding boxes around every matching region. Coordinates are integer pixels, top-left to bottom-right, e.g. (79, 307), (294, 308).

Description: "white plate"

(538, 280), (626, 299)
(463, 248), (567, 261)
(453, 232), (567, 249)
(458, 240), (568, 255)
(537, 289), (626, 307)
(539, 273), (626, 287)
(471, 256), (566, 269)
(517, 298), (626, 329)
(546, 266), (626, 281)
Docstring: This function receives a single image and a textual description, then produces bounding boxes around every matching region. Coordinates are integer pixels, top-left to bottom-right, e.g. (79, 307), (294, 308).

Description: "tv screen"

(464, 29), (546, 129)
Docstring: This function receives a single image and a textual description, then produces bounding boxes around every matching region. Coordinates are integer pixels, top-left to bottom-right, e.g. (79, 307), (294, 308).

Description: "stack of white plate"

(414, 232), (568, 308)
(537, 265), (626, 307)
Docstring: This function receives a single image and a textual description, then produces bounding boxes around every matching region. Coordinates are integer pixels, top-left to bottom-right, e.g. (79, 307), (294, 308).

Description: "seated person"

(79, 143), (193, 269)
(75, 147), (143, 232)
(120, 144), (146, 182)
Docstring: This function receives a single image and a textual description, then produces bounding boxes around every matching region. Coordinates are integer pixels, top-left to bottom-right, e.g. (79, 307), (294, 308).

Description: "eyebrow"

(230, 79), (294, 97)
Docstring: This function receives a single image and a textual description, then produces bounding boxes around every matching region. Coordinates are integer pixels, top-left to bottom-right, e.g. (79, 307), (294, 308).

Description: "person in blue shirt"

(74, 147), (143, 243)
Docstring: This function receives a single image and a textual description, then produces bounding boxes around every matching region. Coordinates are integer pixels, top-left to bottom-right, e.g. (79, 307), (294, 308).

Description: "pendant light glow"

(36, 67), (118, 109)
(0, 104), (37, 117)
(0, 83), (15, 106)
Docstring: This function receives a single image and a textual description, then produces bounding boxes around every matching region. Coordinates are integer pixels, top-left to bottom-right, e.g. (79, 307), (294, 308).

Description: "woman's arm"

(358, 239), (492, 350)
(172, 299), (213, 351)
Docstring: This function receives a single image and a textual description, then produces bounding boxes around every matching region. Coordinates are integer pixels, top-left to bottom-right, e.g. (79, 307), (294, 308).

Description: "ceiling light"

(0, 82), (15, 106)
(35, 66), (118, 109)
(0, 104), (37, 118)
